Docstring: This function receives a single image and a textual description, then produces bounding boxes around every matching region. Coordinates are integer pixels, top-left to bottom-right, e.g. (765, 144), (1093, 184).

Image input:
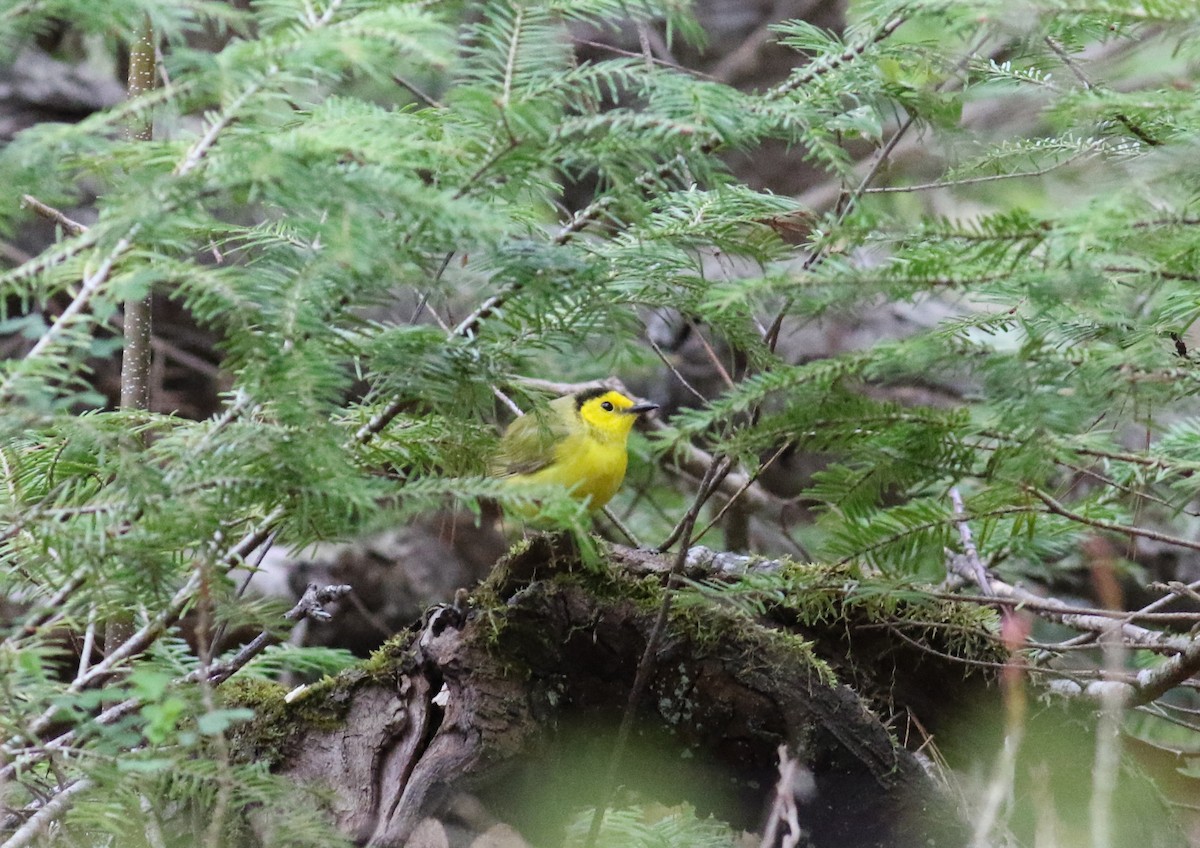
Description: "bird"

(493, 388), (658, 512)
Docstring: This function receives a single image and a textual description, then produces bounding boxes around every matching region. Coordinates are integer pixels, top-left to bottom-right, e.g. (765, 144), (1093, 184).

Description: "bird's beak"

(627, 401), (659, 416)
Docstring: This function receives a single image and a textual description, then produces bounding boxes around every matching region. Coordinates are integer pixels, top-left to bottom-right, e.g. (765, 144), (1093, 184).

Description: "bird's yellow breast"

(520, 428), (629, 510)
(496, 388), (654, 513)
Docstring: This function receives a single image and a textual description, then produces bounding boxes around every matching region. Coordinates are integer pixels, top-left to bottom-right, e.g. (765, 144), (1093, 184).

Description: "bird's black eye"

(601, 401), (614, 411)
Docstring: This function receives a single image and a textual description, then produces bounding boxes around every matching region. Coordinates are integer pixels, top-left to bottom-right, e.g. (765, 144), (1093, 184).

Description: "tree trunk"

(246, 536), (976, 847)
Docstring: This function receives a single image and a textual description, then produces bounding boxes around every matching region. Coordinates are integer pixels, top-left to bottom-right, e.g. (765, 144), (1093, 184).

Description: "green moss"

(361, 632), (418, 682)
(483, 540), (842, 694)
(666, 588), (837, 688)
(777, 561), (1003, 664)
(221, 667), (368, 766)
(678, 557), (1003, 668)
(220, 677), (296, 766)
(505, 534), (536, 559)
(221, 675), (288, 706)
(745, 624), (837, 687)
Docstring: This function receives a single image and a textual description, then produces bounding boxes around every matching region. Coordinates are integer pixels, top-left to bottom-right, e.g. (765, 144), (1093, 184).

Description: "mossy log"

(236, 536), (991, 847)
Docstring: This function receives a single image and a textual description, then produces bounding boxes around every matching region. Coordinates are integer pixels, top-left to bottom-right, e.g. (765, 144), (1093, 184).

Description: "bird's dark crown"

(573, 387), (612, 409)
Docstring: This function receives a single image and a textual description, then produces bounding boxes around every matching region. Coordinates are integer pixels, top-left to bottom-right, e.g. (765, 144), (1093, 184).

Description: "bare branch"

(206, 583), (352, 685)
(948, 487), (993, 596)
(0, 230), (136, 404)
(174, 76), (267, 177)
(946, 578), (1197, 656)
(1028, 486), (1200, 555)
(19, 195), (87, 235)
(862, 145), (1099, 194)
(758, 745), (815, 848)
(0, 778), (93, 848)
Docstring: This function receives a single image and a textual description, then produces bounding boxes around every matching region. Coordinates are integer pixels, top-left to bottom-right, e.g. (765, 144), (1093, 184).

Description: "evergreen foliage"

(2, 0), (1200, 843)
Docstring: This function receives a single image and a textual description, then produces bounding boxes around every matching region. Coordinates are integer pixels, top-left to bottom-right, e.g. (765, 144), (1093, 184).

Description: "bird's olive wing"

(493, 409), (569, 477)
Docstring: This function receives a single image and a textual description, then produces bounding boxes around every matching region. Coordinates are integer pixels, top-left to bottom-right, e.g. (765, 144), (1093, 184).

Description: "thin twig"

(758, 745), (810, 848)
(764, 15), (907, 101)
(0, 573), (86, 651)
(584, 457), (730, 848)
(656, 455), (733, 553)
(692, 442), (789, 545)
(948, 487), (993, 596)
(499, 3), (523, 108)
(646, 335), (707, 404)
(943, 573), (1198, 656)
(391, 73), (443, 108)
(657, 420), (779, 514)
(571, 36), (714, 78)
(1028, 486), (1200, 554)
(1059, 457), (1200, 518)
(835, 504), (1030, 566)
(76, 606), (98, 679)
(206, 583), (351, 686)
(20, 195), (87, 236)
(601, 506), (641, 547)
(635, 20), (654, 75)
(0, 231), (136, 404)
(0, 778), (93, 848)
(174, 74), (267, 177)
(937, 589), (1200, 635)
(862, 145), (1098, 193)
(0, 229), (99, 287)
(764, 27), (991, 350)
(19, 514), (272, 739)
(1044, 36), (1159, 147)
(452, 137), (523, 200)
(689, 321), (736, 389)
(553, 154), (687, 245)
